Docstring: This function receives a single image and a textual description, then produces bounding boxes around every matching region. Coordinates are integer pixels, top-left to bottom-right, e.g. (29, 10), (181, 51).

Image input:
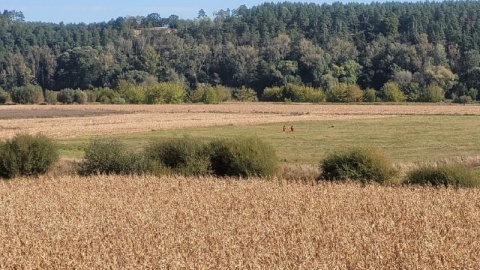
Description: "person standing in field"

(283, 125), (286, 132)
(290, 126), (294, 133)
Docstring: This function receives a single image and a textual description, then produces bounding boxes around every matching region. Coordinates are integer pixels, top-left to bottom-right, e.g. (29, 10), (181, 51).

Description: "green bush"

(0, 88), (11, 104)
(214, 85), (232, 102)
(145, 82), (185, 104)
(381, 82), (406, 102)
(261, 84), (325, 103)
(364, 88), (377, 102)
(319, 148), (395, 184)
(10, 85), (44, 104)
(74, 90), (88, 104)
(145, 137), (211, 176)
(78, 138), (149, 175)
(84, 90), (98, 103)
(58, 89), (87, 104)
(189, 84), (232, 104)
(326, 83), (363, 102)
(405, 163), (480, 188)
(57, 88), (76, 104)
(234, 87), (258, 102)
(44, 90), (58, 104)
(420, 83), (444, 103)
(111, 97), (126, 104)
(454, 95), (473, 104)
(0, 133), (59, 179)
(261, 86), (283, 102)
(91, 87), (118, 103)
(118, 81), (145, 104)
(208, 137), (278, 178)
(189, 87), (205, 103)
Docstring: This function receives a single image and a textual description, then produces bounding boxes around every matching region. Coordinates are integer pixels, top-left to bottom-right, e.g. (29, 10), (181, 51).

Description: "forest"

(2, 1), (480, 103)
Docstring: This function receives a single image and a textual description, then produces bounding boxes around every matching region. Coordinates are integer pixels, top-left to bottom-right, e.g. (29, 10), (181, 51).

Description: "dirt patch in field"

(1, 103), (480, 139)
(0, 106), (128, 119)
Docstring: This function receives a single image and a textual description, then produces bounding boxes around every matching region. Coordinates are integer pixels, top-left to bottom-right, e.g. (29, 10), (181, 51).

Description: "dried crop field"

(2, 103), (480, 268)
(1, 175), (479, 268)
(2, 103), (480, 139)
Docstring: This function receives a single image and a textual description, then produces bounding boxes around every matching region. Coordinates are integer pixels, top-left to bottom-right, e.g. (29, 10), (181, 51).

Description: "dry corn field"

(2, 103), (480, 268)
(1, 175), (479, 269)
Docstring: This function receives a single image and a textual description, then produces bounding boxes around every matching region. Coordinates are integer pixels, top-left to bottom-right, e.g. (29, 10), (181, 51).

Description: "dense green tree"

(2, 1), (480, 99)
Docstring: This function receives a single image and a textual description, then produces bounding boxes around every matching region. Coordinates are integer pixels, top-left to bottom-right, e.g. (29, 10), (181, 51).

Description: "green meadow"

(58, 114), (480, 165)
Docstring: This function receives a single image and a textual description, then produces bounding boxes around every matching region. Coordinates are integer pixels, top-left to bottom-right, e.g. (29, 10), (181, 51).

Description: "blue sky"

(2, 0), (369, 24)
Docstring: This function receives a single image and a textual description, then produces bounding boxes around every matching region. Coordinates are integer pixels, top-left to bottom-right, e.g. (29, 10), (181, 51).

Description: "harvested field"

(1, 175), (479, 268)
(1, 103), (480, 139)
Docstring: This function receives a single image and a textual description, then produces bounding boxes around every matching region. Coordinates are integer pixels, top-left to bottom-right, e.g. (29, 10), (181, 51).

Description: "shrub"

(58, 89), (87, 104)
(111, 97), (126, 104)
(44, 90), (58, 104)
(208, 137), (278, 178)
(203, 85), (219, 104)
(283, 84), (325, 103)
(405, 163), (480, 188)
(326, 83), (363, 102)
(145, 82), (185, 104)
(234, 87), (258, 102)
(93, 87), (118, 103)
(189, 88), (205, 103)
(319, 148), (395, 184)
(381, 82), (406, 102)
(261, 84), (325, 103)
(78, 138), (149, 175)
(189, 85), (232, 104)
(118, 83), (145, 104)
(57, 88), (76, 104)
(214, 85), (232, 102)
(84, 90), (98, 103)
(364, 88), (377, 102)
(454, 95), (473, 104)
(261, 86), (283, 102)
(74, 90), (88, 104)
(0, 133), (59, 179)
(145, 137), (211, 176)
(10, 85), (44, 104)
(0, 88), (11, 104)
(420, 83), (444, 103)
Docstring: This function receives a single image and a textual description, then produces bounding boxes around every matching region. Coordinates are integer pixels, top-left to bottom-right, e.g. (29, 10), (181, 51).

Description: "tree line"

(2, 1), (480, 103)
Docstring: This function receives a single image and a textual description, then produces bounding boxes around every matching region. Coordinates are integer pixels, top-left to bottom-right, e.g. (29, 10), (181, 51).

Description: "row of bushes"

(1, 134), (479, 188)
(2, 81), (476, 105)
(319, 147), (480, 188)
(260, 82), (465, 103)
(0, 134), (277, 179)
(0, 83), (258, 105)
(78, 136), (278, 178)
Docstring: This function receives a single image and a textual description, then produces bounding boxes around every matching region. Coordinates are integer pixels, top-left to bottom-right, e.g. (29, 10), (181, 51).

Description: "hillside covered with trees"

(2, 1), (480, 104)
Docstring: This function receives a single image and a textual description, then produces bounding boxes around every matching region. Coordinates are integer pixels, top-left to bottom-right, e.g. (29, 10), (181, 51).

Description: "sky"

(2, 0), (370, 24)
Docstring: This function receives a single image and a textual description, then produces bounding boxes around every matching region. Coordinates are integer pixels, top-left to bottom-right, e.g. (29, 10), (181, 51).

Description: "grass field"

(1, 103), (480, 268)
(56, 114), (480, 165)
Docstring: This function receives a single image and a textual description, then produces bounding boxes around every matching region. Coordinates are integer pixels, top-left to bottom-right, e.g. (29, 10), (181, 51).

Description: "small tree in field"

(381, 82), (406, 102)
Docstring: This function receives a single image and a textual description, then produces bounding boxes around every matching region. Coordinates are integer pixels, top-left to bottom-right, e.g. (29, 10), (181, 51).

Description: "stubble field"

(2, 103), (480, 139)
(1, 103), (480, 268)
